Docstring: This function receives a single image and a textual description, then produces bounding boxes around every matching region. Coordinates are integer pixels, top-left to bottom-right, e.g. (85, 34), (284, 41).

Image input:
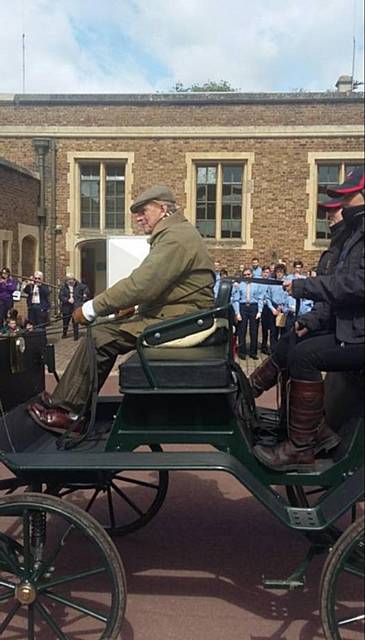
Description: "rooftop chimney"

(335, 75), (353, 93)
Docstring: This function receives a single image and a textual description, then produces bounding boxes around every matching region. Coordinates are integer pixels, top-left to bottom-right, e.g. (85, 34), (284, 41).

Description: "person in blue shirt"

(232, 268), (264, 359)
(285, 260), (314, 332)
(213, 260), (222, 299)
(259, 265), (273, 354)
(251, 257), (262, 278)
(213, 268), (228, 298)
(265, 264), (289, 348)
(285, 260), (313, 333)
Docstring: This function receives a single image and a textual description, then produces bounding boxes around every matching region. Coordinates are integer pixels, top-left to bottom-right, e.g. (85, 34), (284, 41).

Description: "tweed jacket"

(93, 212), (215, 336)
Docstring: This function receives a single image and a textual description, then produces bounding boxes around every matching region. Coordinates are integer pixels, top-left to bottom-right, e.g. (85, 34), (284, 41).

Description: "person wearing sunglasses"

(23, 271), (50, 331)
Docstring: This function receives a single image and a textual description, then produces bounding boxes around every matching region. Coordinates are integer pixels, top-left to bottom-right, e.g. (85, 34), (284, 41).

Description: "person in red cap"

(253, 166), (364, 471)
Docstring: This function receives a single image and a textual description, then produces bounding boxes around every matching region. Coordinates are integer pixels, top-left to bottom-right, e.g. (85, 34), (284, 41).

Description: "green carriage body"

(0, 278), (363, 638)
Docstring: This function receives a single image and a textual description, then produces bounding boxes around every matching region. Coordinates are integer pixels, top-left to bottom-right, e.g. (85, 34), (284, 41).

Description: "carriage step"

(263, 578), (305, 590)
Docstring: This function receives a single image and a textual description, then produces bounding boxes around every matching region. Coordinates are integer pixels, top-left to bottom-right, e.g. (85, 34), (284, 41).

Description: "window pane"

(220, 164), (243, 238)
(105, 165), (125, 229)
(105, 164), (125, 179)
(207, 167), (217, 184)
(318, 164), (340, 184)
(196, 185), (206, 201)
(196, 220), (215, 238)
(80, 164), (100, 180)
(195, 165), (217, 237)
(345, 162), (364, 175)
(80, 164), (100, 228)
(316, 163), (340, 240)
(223, 165), (242, 183)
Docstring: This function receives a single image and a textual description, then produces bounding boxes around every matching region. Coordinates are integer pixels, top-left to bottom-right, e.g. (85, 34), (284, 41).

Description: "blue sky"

(0, 0), (364, 93)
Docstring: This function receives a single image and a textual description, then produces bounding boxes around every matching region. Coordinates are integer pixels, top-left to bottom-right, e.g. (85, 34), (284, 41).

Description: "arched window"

(21, 235), (37, 278)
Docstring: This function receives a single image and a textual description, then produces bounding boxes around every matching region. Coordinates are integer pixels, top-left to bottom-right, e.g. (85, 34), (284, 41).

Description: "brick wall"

(0, 162), (39, 272)
(0, 98), (363, 127)
(0, 94), (363, 281)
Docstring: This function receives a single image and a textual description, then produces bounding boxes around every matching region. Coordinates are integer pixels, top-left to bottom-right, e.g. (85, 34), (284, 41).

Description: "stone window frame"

(67, 151), (135, 236)
(67, 151), (135, 276)
(0, 229), (13, 268)
(184, 152), (255, 248)
(305, 151), (364, 251)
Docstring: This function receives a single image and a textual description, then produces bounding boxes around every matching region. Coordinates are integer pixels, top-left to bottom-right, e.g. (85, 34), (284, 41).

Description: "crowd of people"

(0, 268), (89, 339)
(213, 257), (316, 359)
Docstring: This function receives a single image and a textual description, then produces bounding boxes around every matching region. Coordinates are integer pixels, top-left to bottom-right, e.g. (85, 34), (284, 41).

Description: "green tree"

(173, 80), (237, 92)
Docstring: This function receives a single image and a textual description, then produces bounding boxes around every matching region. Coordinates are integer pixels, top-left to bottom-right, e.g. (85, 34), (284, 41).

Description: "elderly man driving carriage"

(252, 166), (365, 471)
(28, 186), (215, 432)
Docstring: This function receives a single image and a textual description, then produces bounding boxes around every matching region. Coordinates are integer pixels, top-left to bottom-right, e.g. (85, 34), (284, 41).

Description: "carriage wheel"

(57, 444), (169, 537)
(0, 493), (126, 639)
(320, 516), (364, 640)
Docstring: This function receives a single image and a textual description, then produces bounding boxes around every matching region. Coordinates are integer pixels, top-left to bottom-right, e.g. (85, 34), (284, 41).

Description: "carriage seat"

(119, 279), (236, 393)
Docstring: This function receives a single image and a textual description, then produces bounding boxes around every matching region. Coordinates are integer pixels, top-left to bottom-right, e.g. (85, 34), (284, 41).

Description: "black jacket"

(293, 209), (364, 344)
(298, 220), (347, 333)
(23, 283), (50, 311)
(59, 281), (90, 309)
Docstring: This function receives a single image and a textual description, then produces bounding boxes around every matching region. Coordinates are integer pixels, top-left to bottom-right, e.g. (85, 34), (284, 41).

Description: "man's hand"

(295, 321), (309, 338)
(256, 312), (261, 320)
(283, 280), (293, 295)
(271, 308), (278, 316)
(116, 306), (136, 319)
(72, 306), (91, 326)
(235, 313), (242, 322)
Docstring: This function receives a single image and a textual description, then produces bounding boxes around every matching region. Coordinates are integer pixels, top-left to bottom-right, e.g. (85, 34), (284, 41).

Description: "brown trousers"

(52, 319), (136, 414)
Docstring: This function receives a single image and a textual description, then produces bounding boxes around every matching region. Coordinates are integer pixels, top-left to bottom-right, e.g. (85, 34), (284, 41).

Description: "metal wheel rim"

(57, 444), (169, 536)
(0, 493), (126, 639)
(320, 518), (364, 640)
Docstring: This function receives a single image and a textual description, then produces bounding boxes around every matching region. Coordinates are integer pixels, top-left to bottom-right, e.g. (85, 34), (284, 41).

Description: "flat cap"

(130, 185), (176, 213)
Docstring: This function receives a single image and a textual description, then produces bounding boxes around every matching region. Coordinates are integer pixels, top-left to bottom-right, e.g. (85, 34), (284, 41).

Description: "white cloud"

(0, 0), (363, 93)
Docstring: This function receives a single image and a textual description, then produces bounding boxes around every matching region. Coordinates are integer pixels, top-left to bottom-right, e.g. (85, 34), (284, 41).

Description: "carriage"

(0, 280), (363, 639)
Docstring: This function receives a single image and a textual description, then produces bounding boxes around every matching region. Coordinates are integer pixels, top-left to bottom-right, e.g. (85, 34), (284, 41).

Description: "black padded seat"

(120, 343), (234, 391)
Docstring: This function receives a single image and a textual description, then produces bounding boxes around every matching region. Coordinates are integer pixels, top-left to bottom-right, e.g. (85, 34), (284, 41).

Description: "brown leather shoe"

(314, 420), (341, 455)
(254, 440), (316, 472)
(27, 403), (83, 435)
(38, 391), (54, 409)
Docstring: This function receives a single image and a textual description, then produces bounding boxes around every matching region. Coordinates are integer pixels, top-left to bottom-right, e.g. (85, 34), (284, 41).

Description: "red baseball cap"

(317, 198), (344, 210)
(326, 166), (365, 198)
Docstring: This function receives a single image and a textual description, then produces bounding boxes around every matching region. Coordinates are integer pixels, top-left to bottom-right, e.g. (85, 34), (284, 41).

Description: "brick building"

(0, 157), (39, 277)
(0, 89), (363, 295)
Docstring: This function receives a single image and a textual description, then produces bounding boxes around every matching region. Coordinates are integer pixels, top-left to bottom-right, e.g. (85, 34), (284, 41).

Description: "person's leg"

(62, 304), (71, 337)
(249, 304), (259, 357)
(238, 304), (248, 357)
(0, 301), (6, 326)
(51, 320), (136, 414)
(249, 331), (293, 397)
(32, 305), (42, 329)
(270, 314), (279, 350)
(261, 307), (269, 353)
(254, 334), (358, 470)
(71, 305), (79, 340)
(288, 333), (365, 380)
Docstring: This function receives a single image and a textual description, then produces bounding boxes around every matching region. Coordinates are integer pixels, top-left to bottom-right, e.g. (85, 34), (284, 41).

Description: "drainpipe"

(50, 139), (58, 310)
(32, 138), (50, 277)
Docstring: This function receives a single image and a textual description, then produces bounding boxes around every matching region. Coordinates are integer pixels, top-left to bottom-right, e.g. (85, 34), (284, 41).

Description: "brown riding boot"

(249, 357), (280, 398)
(314, 419), (341, 455)
(254, 379), (324, 471)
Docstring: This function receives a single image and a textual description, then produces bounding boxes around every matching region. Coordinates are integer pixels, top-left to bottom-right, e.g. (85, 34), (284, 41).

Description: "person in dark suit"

(23, 271), (50, 331)
(59, 274), (90, 340)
